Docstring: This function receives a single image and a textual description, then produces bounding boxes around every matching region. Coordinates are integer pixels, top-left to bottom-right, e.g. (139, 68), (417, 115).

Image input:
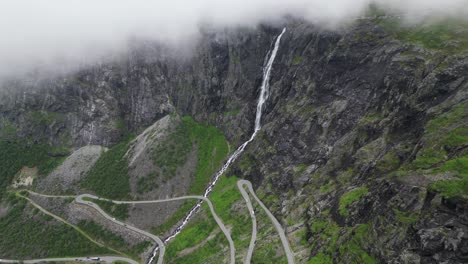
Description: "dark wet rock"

(1, 18), (467, 263)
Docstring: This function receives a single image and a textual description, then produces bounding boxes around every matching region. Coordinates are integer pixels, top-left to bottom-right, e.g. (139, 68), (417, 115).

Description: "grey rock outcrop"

(1, 18), (467, 263)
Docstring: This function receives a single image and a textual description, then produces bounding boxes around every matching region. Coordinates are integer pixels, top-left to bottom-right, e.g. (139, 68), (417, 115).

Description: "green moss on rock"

(430, 156), (468, 199)
(376, 151), (400, 173)
(339, 224), (377, 264)
(339, 187), (369, 216)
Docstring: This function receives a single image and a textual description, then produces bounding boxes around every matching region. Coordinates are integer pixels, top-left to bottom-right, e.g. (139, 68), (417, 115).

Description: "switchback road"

(237, 180), (295, 264)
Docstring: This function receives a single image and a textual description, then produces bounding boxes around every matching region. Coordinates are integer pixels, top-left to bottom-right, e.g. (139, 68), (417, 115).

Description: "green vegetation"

(319, 181), (335, 194)
(0, 199), (111, 258)
(393, 209), (419, 224)
(130, 241), (152, 257)
(0, 140), (67, 199)
(77, 220), (126, 248)
(443, 127), (468, 147)
(311, 219), (341, 243)
(430, 156), (468, 199)
(0, 118), (17, 138)
(81, 138), (132, 199)
(223, 109), (241, 117)
(307, 218), (341, 263)
(93, 199), (129, 221)
(148, 116), (228, 196)
(113, 118), (129, 136)
(379, 18), (468, 53)
(337, 167), (354, 185)
(164, 206), (225, 263)
(411, 148), (447, 170)
(426, 105), (467, 134)
(152, 116), (229, 235)
(339, 224), (377, 264)
(359, 113), (383, 124)
(252, 192), (288, 264)
(435, 155), (468, 176)
(407, 104), (467, 170)
(431, 180), (467, 199)
(210, 176), (252, 251)
(164, 175), (252, 263)
(78, 220), (149, 258)
(306, 218), (376, 263)
(29, 110), (64, 126)
(376, 151), (400, 173)
(136, 172), (159, 193)
(152, 121), (192, 181)
(229, 51), (241, 65)
(151, 201), (197, 236)
(339, 187), (369, 216)
(389, 103), (468, 199)
(292, 55), (303, 65)
(393, 104), (467, 200)
(296, 164), (308, 174)
(308, 252), (332, 264)
(252, 242), (287, 264)
(239, 155), (255, 171)
(181, 116), (229, 195)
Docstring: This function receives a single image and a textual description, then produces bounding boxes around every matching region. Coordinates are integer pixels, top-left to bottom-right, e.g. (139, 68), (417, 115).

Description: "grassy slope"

(81, 138), (132, 200)
(182, 116), (229, 195)
(355, 16), (468, 198)
(164, 208), (222, 264)
(305, 212), (376, 264)
(164, 175), (252, 264)
(136, 115), (194, 194)
(392, 103), (468, 199)
(251, 191), (288, 264)
(376, 16), (468, 54)
(339, 187), (369, 217)
(0, 140), (66, 199)
(92, 199), (130, 221)
(0, 198), (111, 258)
(152, 116), (229, 235)
(77, 220), (150, 259)
(165, 175), (290, 264)
(151, 119), (192, 183)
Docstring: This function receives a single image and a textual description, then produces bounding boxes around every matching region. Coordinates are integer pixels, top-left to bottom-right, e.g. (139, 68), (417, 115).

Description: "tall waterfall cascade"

(149, 27), (286, 264)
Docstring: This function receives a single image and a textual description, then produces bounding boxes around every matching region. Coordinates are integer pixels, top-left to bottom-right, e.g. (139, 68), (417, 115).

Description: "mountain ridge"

(0, 18), (467, 263)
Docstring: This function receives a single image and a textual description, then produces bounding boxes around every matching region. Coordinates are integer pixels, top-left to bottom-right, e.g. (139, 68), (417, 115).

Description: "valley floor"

(2, 177), (294, 264)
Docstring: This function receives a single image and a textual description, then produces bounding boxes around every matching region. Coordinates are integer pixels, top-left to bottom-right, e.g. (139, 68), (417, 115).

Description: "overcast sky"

(0, 0), (467, 79)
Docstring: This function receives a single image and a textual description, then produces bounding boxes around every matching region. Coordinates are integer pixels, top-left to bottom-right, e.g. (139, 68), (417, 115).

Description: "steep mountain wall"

(0, 18), (467, 263)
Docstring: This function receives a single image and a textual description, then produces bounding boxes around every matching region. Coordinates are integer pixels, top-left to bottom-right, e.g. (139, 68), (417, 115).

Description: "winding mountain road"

(237, 180), (295, 264)
(76, 194), (235, 264)
(17, 179), (292, 264)
(0, 256), (139, 264)
(237, 181), (258, 264)
(22, 191), (234, 264)
(15, 192), (125, 256)
(75, 195), (165, 264)
(5, 28), (292, 264)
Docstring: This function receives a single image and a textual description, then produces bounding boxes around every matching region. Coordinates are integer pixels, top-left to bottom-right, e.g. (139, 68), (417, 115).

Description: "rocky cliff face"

(0, 18), (467, 263)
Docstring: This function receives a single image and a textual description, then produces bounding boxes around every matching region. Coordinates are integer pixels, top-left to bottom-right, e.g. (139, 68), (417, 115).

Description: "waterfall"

(148, 27), (286, 263)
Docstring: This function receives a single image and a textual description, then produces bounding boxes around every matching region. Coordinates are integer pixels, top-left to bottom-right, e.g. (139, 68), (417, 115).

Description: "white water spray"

(148, 27), (286, 263)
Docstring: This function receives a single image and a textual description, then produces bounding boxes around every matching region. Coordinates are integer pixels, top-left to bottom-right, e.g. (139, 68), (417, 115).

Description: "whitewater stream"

(148, 28), (286, 264)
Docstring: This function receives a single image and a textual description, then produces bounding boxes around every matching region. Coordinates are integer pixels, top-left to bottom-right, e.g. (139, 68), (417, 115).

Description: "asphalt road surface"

(77, 194), (235, 264)
(237, 180), (295, 264)
(237, 180), (258, 264)
(0, 256), (138, 264)
(75, 195), (165, 264)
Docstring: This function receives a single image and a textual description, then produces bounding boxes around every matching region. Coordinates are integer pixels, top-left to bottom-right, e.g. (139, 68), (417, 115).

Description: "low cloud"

(0, 0), (467, 79)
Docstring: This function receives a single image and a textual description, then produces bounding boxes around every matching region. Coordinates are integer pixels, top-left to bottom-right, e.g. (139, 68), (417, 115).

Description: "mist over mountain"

(0, 0), (467, 80)
(0, 1), (467, 263)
